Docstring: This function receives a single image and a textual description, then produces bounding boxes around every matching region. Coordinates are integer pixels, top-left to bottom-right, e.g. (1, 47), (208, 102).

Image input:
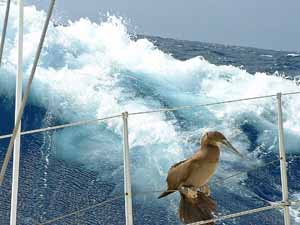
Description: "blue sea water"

(0, 4), (300, 225)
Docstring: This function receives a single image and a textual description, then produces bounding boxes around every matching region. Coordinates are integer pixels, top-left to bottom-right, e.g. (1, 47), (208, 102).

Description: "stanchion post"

(10, 1), (23, 224)
(122, 112), (134, 225)
(276, 93), (291, 225)
(0, 0), (56, 186)
(0, 0), (11, 66)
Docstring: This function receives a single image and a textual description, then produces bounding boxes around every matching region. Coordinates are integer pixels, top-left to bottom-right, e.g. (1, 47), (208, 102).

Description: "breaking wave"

(0, 4), (300, 224)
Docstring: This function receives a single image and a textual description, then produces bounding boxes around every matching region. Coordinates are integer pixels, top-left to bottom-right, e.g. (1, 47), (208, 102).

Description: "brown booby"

(158, 131), (242, 224)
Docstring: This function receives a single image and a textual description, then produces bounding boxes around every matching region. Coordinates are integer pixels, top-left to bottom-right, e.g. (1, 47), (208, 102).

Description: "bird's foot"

(180, 184), (211, 198)
(180, 186), (198, 199)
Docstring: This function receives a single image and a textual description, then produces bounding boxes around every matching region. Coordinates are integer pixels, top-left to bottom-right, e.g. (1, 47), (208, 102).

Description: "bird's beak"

(221, 139), (243, 158)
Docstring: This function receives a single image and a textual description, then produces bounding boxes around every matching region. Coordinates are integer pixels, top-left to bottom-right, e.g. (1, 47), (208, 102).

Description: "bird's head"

(201, 131), (243, 157)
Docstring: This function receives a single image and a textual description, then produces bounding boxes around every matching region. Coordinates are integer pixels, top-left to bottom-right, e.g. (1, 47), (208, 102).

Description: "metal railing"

(1, 91), (300, 225)
(0, 2), (299, 224)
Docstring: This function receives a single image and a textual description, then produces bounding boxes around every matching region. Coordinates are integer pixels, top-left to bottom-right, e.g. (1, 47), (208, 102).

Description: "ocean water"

(0, 4), (300, 225)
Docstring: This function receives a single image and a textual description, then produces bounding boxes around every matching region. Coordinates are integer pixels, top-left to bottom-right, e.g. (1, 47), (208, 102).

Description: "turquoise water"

(0, 4), (300, 224)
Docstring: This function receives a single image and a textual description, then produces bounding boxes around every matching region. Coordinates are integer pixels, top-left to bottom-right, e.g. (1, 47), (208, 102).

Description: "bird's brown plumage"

(179, 191), (216, 225)
(158, 131), (240, 224)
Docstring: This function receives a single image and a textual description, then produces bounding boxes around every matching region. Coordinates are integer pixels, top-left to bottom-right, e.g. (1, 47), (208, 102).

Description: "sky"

(26, 0), (300, 51)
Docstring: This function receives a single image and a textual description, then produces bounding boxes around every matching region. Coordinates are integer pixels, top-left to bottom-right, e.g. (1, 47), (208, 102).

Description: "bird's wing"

(170, 159), (188, 169)
(166, 158), (193, 190)
(158, 159), (191, 199)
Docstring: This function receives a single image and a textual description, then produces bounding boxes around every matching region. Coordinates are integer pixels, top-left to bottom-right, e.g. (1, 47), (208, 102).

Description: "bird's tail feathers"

(179, 191), (216, 224)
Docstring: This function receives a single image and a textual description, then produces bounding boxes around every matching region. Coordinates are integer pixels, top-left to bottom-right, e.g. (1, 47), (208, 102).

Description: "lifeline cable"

(0, 0), (11, 65)
(35, 156), (300, 224)
(0, 91), (299, 141)
(38, 195), (124, 225)
(0, 0), (56, 186)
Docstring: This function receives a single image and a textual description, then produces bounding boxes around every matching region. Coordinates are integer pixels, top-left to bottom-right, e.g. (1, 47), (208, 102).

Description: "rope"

(0, 0), (11, 66)
(129, 91), (300, 116)
(188, 199), (300, 225)
(283, 91), (300, 96)
(0, 114), (122, 140)
(213, 155), (300, 187)
(0, 0), (56, 185)
(0, 1), (298, 223)
(213, 155), (300, 185)
(187, 201), (285, 225)
(1, 91), (299, 140)
(0, 91), (299, 141)
(34, 155), (300, 224)
(36, 197), (300, 225)
(213, 158), (280, 186)
(131, 155), (300, 197)
(38, 195), (124, 225)
(291, 199), (300, 206)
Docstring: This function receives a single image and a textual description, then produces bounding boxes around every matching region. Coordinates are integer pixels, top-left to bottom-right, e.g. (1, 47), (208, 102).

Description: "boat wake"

(0, 4), (300, 224)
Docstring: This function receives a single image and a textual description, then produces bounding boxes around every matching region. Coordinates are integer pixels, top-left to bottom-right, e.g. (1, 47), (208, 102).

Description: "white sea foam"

(287, 53), (300, 57)
(1, 5), (300, 214)
(260, 54), (273, 58)
(290, 193), (300, 224)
